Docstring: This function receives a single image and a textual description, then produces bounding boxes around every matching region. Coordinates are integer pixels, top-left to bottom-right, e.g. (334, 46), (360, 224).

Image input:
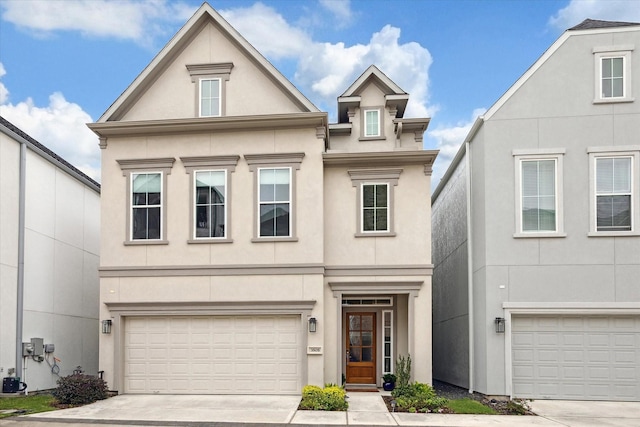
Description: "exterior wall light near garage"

(101, 319), (112, 334)
(494, 317), (505, 333)
(308, 317), (317, 333)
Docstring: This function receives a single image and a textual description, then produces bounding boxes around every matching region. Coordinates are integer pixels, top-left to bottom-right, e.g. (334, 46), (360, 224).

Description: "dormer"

(328, 65), (429, 152)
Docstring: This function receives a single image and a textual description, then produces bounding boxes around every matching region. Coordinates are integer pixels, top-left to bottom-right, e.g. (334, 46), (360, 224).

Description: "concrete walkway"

(2, 392), (639, 427)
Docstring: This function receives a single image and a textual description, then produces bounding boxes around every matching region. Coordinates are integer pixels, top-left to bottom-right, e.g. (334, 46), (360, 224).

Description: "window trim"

(186, 63), (233, 117)
(245, 153), (304, 242)
(361, 182), (390, 233)
(181, 155), (240, 244)
(513, 149), (565, 238)
(588, 146), (640, 236)
(117, 158), (175, 245)
(348, 168), (401, 237)
(593, 46), (634, 104)
(198, 78), (222, 117)
(359, 107), (385, 141)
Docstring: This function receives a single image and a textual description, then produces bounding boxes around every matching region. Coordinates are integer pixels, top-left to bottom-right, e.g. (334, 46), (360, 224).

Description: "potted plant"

(382, 373), (396, 391)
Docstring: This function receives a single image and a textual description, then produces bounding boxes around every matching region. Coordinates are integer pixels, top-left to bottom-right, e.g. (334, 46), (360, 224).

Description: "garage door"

(124, 315), (303, 394)
(512, 315), (640, 401)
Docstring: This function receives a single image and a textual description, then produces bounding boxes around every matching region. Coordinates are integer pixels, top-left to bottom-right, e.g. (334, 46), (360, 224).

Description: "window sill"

(188, 238), (233, 244)
(513, 232), (566, 238)
(358, 136), (386, 142)
(588, 231), (640, 237)
(593, 97), (635, 104)
(251, 237), (299, 243)
(124, 239), (169, 246)
(355, 231), (397, 238)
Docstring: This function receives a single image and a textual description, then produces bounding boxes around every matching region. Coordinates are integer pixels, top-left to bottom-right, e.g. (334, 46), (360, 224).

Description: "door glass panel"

(349, 332), (361, 346)
(362, 348), (373, 362)
(349, 347), (361, 362)
(349, 315), (360, 329)
(362, 332), (373, 346)
(361, 316), (373, 331)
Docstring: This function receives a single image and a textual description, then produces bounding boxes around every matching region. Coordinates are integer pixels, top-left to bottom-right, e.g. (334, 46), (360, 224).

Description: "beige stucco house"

(0, 117), (100, 392)
(88, 3), (437, 394)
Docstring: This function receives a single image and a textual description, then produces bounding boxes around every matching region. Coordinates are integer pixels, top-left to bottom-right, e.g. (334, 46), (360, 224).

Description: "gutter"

(15, 139), (26, 381)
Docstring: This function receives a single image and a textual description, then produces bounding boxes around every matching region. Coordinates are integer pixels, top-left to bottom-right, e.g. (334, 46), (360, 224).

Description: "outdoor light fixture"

(308, 317), (317, 333)
(494, 317), (505, 333)
(101, 319), (112, 334)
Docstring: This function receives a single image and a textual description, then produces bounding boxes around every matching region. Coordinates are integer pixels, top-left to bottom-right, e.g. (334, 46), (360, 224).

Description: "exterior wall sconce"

(101, 319), (112, 334)
(308, 317), (317, 333)
(494, 317), (505, 333)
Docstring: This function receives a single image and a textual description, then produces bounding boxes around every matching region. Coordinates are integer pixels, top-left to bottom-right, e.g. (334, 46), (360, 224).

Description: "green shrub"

(392, 354), (412, 397)
(53, 374), (108, 405)
(392, 381), (447, 412)
(300, 384), (348, 411)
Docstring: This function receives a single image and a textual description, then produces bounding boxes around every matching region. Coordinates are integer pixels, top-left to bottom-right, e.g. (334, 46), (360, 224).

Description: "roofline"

(484, 24), (640, 121)
(340, 65), (407, 97)
(0, 117), (100, 193)
(98, 3), (318, 122)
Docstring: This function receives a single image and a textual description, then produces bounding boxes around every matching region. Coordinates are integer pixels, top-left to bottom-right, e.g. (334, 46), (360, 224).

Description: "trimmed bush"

(53, 374), (108, 405)
(392, 381), (447, 413)
(300, 384), (348, 411)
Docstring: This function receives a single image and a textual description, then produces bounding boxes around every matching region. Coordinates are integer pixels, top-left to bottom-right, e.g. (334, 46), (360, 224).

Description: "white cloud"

(549, 0), (640, 30)
(427, 108), (486, 189)
(318, 0), (353, 27)
(0, 63), (8, 104)
(0, 0), (195, 47)
(0, 89), (101, 182)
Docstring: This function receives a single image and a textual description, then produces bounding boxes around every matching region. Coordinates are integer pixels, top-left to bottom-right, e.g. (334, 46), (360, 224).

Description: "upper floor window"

(349, 168), (401, 237)
(593, 47), (634, 103)
(259, 168), (291, 237)
(186, 62), (233, 117)
(588, 147), (639, 236)
(513, 150), (565, 238)
(245, 153), (304, 242)
(362, 183), (388, 232)
(117, 158), (175, 245)
(181, 155), (239, 244)
(200, 79), (221, 117)
(364, 109), (380, 137)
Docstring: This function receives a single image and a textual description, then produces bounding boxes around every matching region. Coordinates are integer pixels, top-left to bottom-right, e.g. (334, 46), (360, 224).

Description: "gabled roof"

(0, 116), (100, 192)
(337, 65), (409, 123)
(98, 2), (318, 122)
(569, 18), (640, 31)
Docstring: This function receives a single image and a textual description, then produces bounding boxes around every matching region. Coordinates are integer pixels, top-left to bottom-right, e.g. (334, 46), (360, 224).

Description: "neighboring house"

(432, 19), (640, 401)
(0, 117), (100, 392)
(88, 3), (437, 395)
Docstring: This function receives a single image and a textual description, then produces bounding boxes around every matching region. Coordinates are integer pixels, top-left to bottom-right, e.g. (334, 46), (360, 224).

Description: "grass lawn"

(0, 394), (57, 419)
(446, 398), (498, 415)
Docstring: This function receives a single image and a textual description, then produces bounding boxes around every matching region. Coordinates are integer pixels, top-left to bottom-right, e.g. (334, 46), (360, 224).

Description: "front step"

(345, 383), (379, 392)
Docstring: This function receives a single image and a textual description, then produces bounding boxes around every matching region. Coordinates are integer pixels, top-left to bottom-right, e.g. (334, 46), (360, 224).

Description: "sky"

(1, 0), (640, 186)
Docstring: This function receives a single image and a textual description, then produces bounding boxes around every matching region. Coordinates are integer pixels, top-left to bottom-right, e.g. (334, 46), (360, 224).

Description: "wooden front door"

(346, 312), (376, 384)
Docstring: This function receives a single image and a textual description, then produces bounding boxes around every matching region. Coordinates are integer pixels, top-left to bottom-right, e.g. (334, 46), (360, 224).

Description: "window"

(186, 62), (233, 117)
(259, 168), (291, 237)
(245, 153), (304, 242)
(349, 168), (401, 237)
(117, 158), (175, 245)
(362, 183), (388, 232)
(513, 150), (565, 238)
(181, 155), (239, 243)
(365, 109), (380, 137)
(132, 172), (162, 239)
(593, 47), (634, 103)
(200, 79), (220, 117)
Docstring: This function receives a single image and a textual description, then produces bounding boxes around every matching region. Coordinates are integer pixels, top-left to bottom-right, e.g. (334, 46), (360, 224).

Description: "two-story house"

(432, 19), (640, 401)
(1, 117), (100, 392)
(89, 3), (437, 395)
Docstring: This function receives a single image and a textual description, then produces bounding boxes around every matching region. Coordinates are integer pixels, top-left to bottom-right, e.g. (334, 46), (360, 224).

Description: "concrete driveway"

(529, 400), (640, 427)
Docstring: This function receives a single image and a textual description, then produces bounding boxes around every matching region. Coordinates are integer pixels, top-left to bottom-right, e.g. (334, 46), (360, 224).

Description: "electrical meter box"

(30, 338), (44, 357)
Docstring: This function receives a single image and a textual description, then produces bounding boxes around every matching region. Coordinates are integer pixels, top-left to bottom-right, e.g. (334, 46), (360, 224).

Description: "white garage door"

(512, 315), (640, 401)
(124, 315), (303, 394)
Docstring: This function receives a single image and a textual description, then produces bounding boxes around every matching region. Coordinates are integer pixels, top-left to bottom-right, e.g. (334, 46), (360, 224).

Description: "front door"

(346, 312), (376, 384)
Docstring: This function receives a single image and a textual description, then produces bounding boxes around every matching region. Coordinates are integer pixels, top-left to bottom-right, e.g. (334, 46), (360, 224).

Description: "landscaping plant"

(299, 384), (348, 411)
(52, 374), (108, 405)
(390, 354), (447, 413)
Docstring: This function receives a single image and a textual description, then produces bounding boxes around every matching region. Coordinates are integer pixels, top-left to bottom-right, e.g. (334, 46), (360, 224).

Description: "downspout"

(15, 139), (26, 381)
(465, 140), (474, 394)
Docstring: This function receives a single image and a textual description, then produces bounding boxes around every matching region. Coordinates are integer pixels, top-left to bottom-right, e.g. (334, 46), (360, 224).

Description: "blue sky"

(1, 0), (639, 185)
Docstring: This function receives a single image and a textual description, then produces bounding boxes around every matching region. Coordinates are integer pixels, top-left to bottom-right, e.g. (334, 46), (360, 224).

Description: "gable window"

(259, 168), (291, 237)
(513, 150), (565, 238)
(365, 109), (380, 137)
(362, 183), (388, 232)
(117, 158), (175, 245)
(186, 62), (233, 117)
(349, 168), (401, 237)
(200, 79), (221, 117)
(181, 155), (239, 243)
(245, 153), (304, 242)
(593, 47), (633, 103)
